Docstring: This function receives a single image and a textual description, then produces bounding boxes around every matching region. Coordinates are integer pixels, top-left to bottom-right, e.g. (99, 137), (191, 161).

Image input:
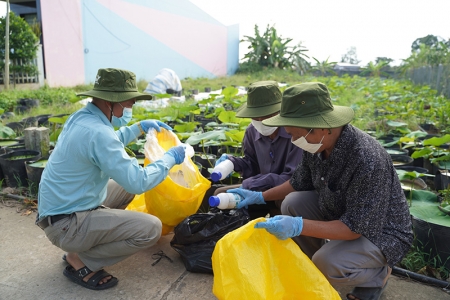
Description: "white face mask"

(111, 103), (132, 127)
(291, 129), (324, 154)
(251, 120), (277, 136)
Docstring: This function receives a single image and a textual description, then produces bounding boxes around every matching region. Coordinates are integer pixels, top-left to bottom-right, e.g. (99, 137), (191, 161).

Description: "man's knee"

(312, 248), (346, 284)
(142, 215), (162, 246)
(281, 192), (300, 215)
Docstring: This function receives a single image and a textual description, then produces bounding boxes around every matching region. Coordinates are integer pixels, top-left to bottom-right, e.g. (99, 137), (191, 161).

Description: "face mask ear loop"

(304, 128), (313, 139)
(319, 135), (325, 143)
(108, 102), (114, 121)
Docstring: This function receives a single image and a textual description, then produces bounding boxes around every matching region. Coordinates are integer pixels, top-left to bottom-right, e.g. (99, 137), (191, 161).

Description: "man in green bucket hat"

(228, 82), (413, 300)
(36, 68), (186, 290)
(213, 80), (303, 218)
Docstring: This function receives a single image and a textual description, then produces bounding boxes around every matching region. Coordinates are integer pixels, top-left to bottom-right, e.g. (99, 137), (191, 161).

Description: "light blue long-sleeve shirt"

(38, 102), (175, 218)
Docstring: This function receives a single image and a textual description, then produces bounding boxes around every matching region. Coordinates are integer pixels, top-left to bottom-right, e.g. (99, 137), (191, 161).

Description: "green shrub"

(0, 12), (39, 77)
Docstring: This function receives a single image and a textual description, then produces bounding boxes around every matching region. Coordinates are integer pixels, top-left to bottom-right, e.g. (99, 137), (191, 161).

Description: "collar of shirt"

(251, 126), (290, 142)
(85, 102), (114, 128)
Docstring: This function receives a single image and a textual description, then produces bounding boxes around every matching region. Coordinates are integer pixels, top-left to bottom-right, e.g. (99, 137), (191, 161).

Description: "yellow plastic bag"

(212, 218), (341, 300)
(127, 129), (211, 235)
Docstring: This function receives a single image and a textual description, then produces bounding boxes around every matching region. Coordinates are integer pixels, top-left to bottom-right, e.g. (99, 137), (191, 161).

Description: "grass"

(1, 69), (313, 127)
(2, 69), (450, 279)
(400, 243), (450, 280)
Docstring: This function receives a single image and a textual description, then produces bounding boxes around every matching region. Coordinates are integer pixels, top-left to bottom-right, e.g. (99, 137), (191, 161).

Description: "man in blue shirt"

(36, 68), (186, 290)
(214, 81), (303, 218)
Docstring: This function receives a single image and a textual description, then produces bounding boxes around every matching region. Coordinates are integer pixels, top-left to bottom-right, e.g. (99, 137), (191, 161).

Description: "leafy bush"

(0, 12), (39, 77)
(0, 85), (80, 111)
(240, 24), (309, 73)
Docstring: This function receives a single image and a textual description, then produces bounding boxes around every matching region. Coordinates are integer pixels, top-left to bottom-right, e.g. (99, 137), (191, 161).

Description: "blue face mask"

(111, 104), (132, 127)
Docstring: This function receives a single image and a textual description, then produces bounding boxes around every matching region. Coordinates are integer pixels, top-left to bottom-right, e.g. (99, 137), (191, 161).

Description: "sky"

(1, 0), (449, 66)
(190, 0), (450, 66)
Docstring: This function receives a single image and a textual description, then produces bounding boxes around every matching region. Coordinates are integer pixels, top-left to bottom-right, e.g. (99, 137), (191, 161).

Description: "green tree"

(361, 61), (390, 77)
(375, 57), (393, 66)
(0, 12), (39, 81)
(240, 24), (309, 72)
(411, 34), (449, 52)
(401, 42), (450, 72)
(340, 46), (361, 65)
(311, 57), (337, 76)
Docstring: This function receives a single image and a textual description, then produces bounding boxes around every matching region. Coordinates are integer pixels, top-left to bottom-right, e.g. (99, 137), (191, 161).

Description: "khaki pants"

(43, 179), (162, 271)
(281, 191), (390, 288)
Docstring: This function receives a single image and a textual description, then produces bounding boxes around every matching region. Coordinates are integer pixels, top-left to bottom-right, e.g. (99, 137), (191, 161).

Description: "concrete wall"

(40, 0), (85, 87)
(38, 0), (239, 87)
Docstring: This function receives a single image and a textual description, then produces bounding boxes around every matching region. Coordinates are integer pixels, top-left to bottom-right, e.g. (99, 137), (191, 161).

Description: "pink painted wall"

(40, 0), (85, 87)
(96, 0), (228, 76)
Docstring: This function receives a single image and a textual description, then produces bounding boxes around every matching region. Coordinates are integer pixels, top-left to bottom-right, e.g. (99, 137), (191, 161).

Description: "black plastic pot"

(391, 154), (414, 167)
(411, 215), (450, 270)
(418, 123), (439, 135)
(25, 159), (47, 194)
(395, 165), (429, 174)
(21, 116), (38, 127)
(385, 148), (409, 156)
(5, 121), (25, 134)
(17, 98), (40, 108)
(0, 139), (20, 148)
(400, 178), (427, 191)
(5, 143), (26, 152)
(0, 146), (13, 187)
(434, 169), (450, 191)
(0, 150), (41, 187)
(36, 114), (52, 126)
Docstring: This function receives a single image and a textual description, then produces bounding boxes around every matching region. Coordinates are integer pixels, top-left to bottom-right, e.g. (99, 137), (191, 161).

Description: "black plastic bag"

(170, 208), (250, 274)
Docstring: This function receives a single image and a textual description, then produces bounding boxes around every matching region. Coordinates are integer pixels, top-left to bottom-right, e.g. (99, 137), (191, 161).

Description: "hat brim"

(262, 106), (354, 128)
(235, 102), (281, 118)
(77, 90), (152, 102)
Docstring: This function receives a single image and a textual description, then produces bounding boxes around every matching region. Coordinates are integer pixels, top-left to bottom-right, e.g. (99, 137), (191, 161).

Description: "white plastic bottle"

(211, 160), (234, 182)
(209, 192), (243, 210)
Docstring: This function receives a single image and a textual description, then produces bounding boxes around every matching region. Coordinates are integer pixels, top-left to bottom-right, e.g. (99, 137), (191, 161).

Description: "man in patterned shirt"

(229, 82), (413, 300)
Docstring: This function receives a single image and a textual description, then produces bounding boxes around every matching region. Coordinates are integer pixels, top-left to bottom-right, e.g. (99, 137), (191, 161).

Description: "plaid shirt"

(290, 124), (413, 267)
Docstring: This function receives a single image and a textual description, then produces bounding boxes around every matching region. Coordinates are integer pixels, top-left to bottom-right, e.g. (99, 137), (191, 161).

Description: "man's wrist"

(137, 122), (146, 135)
(162, 153), (176, 167)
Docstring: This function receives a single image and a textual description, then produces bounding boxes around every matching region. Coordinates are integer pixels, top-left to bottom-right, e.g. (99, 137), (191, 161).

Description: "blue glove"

(165, 145), (186, 164)
(140, 120), (172, 133)
(254, 215), (303, 240)
(215, 153), (228, 167)
(227, 188), (265, 209)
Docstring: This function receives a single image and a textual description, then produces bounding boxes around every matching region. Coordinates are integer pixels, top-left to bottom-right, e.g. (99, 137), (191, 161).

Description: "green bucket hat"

(263, 82), (354, 128)
(77, 68), (152, 102)
(235, 81), (282, 118)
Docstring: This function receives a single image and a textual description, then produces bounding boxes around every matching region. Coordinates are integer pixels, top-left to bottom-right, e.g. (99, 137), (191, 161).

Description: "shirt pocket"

(320, 185), (343, 217)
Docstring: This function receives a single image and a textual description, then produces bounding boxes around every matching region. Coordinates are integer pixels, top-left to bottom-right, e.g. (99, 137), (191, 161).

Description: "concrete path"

(1, 200), (449, 300)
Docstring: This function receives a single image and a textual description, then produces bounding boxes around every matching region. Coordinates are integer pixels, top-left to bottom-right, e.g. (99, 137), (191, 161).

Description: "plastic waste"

(212, 218), (341, 299)
(126, 129), (211, 235)
(209, 192), (243, 210)
(211, 160), (234, 182)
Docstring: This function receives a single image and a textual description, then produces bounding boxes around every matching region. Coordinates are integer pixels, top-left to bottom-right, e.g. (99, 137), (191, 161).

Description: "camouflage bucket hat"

(263, 82), (354, 128)
(235, 81), (282, 118)
(77, 68), (152, 102)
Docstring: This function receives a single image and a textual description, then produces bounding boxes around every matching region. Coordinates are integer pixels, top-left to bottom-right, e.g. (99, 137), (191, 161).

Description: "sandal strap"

(86, 269), (112, 286)
(75, 266), (93, 279)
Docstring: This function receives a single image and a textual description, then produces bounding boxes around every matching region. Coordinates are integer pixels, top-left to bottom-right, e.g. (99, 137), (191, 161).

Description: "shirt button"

(321, 177), (324, 181)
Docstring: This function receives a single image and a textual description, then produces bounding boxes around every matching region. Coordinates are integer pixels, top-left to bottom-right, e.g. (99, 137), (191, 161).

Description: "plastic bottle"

(209, 192), (243, 210)
(211, 160), (234, 182)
